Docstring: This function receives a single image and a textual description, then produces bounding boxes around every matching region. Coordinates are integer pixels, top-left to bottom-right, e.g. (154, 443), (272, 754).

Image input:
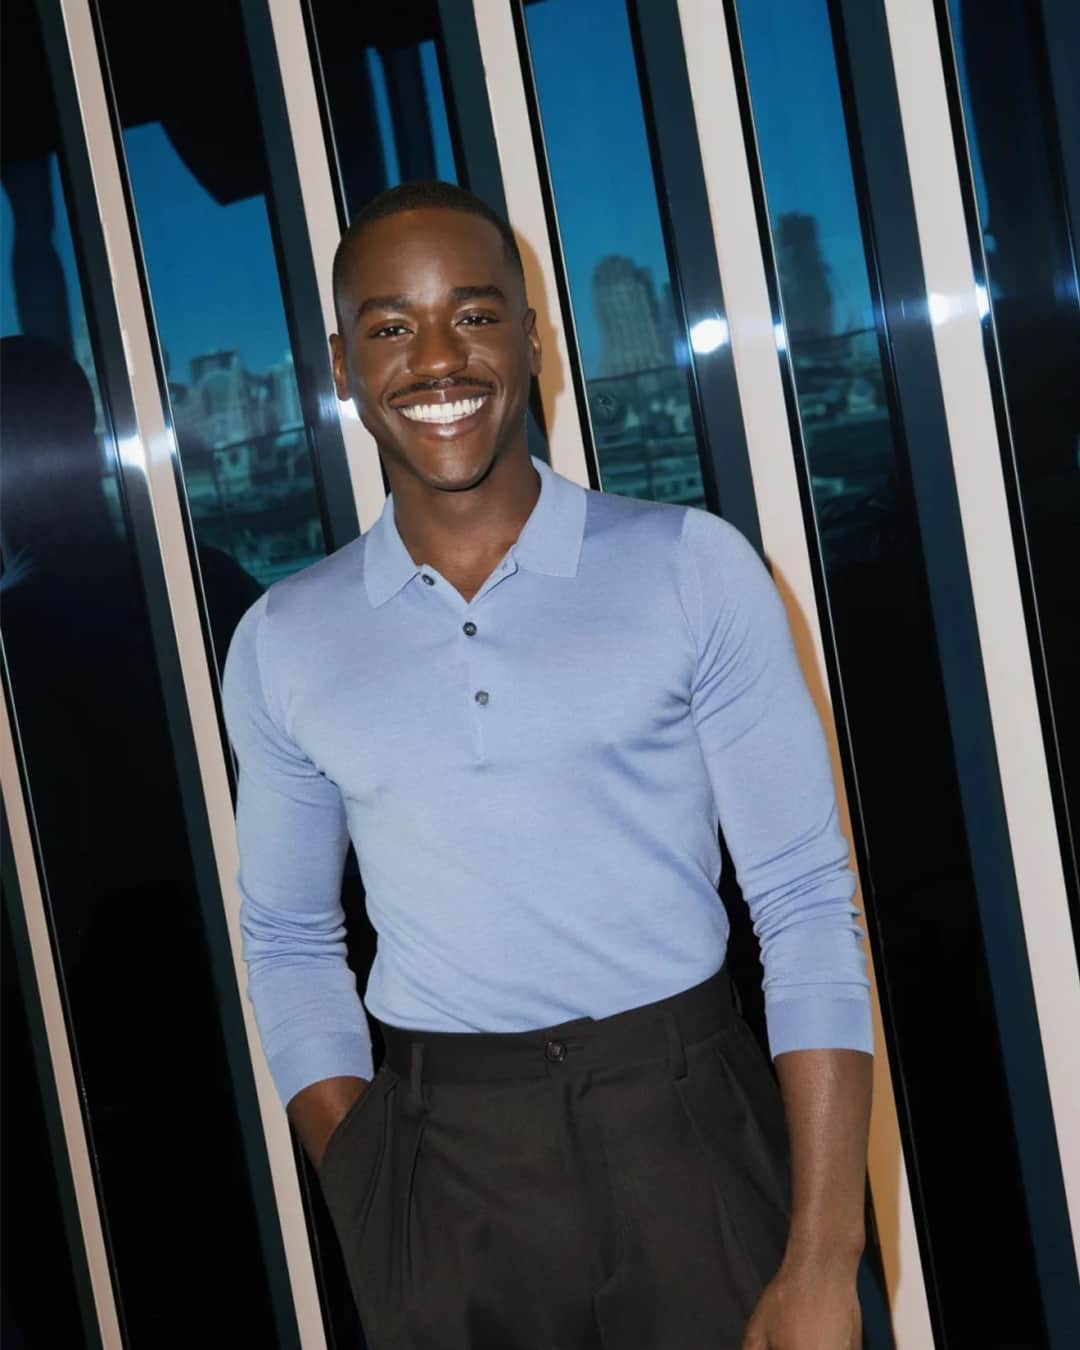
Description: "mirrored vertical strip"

(434, 0), (552, 468)
(624, 0), (761, 549)
(674, 5), (932, 1344)
(52, 1), (325, 1344)
(236, 0), (366, 547)
(939, 0), (1080, 932)
(1040, 0), (1080, 260)
(0, 683), (121, 1348)
(471, 0), (593, 487)
(437, 0), (510, 218)
(885, 0), (1080, 1272)
(833, 0), (1080, 1338)
(262, 0), (385, 533)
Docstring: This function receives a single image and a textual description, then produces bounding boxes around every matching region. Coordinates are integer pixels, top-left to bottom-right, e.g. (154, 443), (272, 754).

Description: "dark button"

(463, 621), (478, 637)
(545, 1040), (567, 1064)
(421, 574), (435, 586)
(474, 690), (489, 706)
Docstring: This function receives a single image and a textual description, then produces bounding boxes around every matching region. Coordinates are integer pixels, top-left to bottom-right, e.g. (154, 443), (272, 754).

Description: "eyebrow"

(353, 283), (508, 323)
(449, 284), (507, 304)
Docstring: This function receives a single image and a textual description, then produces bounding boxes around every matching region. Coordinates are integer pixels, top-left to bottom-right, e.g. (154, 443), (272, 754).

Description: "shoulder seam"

(250, 595), (284, 731)
(674, 508), (703, 660)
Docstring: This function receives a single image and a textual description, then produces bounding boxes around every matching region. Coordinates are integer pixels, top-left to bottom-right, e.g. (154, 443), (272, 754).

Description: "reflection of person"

(0, 335), (262, 671)
(224, 182), (873, 1349)
(0, 335), (274, 1343)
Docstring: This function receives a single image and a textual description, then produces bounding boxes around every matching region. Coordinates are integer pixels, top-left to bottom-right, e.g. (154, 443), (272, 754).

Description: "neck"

(387, 445), (541, 584)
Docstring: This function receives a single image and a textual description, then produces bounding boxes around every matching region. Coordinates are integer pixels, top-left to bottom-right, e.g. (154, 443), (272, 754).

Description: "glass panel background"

(3, 0), (1075, 1342)
(1, 2), (281, 1342)
(308, 0), (459, 219)
(734, 2), (1048, 1342)
(97, 0), (327, 633)
(523, 0), (706, 507)
(946, 0), (1080, 918)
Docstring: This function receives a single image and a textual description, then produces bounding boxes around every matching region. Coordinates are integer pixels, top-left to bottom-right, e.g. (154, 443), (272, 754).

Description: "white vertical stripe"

(265, 0), (385, 531)
(57, 1), (328, 1343)
(884, 0), (1080, 1263)
(0, 700), (124, 1348)
(471, 0), (591, 486)
(677, 3), (936, 1343)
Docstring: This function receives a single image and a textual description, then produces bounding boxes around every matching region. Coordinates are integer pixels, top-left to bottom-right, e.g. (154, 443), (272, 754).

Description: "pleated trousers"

(318, 967), (791, 1349)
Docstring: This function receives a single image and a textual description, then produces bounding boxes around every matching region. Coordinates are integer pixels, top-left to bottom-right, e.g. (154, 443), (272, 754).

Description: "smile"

(398, 396), (490, 424)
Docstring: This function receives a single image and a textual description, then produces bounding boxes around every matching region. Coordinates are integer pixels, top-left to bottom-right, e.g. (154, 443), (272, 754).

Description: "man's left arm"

(678, 510), (873, 1348)
(743, 1049), (871, 1348)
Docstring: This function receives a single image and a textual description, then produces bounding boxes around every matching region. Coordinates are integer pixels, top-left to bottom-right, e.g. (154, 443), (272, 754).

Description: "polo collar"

(362, 456), (586, 608)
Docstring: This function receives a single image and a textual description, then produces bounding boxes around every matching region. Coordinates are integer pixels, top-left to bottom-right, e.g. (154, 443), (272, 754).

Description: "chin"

(393, 437), (502, 493)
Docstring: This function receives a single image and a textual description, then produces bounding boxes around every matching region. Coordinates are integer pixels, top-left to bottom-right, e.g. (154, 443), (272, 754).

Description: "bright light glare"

(927, 291), (955, 325)
(689, 317), (729, 354)
(773, 322), (787, 353)
(116, 434), (146, 471)
(975, 283), (990, 319)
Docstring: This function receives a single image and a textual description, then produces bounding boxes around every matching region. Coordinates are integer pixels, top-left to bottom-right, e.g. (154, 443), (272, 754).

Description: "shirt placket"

(417, 555), (518, 762)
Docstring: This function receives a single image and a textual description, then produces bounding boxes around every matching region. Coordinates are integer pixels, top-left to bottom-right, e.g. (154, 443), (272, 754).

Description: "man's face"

(330, 207), (541, 493)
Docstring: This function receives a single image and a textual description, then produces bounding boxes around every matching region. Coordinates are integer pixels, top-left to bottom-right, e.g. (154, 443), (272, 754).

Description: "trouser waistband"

(379, 965), (736, 1087)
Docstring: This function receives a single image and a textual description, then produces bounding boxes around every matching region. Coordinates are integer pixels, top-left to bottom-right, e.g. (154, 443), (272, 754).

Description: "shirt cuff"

(269, 1030), (375, 1110)
(765, 993), (874, 1058)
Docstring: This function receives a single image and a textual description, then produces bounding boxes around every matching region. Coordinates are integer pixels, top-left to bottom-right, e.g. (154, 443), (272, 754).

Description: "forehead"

(340, 207), (520, 302)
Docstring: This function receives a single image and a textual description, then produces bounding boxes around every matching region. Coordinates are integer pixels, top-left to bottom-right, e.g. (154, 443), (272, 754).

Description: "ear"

(329, 333), (350, 401)
(523, 308), (542, 377)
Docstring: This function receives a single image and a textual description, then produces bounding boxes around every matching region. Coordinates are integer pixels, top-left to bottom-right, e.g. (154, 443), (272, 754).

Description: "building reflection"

(168, 346), (323, 586)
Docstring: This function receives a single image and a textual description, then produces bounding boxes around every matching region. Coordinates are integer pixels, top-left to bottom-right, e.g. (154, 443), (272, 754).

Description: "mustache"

(389, 376), (495, 402)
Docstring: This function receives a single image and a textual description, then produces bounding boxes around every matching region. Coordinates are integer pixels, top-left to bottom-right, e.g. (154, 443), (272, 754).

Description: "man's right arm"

(288, 1075), (369, 1169)
(223, 597), (373, 1168)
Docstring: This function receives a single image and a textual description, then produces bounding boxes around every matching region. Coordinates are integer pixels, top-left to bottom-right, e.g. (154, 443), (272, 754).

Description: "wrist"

(782, 1221), (864, 1279)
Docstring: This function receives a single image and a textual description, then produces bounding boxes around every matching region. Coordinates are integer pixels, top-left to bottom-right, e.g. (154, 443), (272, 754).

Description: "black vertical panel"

(625, 0), (762, 552)
(939, 0), (1080, 946)
(1039, 0), (1080, 260)
(829, 0), (1079, 1341)
(1, 796), (100, 1350)
(436, 0), (509, 216)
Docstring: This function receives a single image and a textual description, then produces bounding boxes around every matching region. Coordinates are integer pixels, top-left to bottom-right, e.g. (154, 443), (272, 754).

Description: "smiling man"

(224, 181), (873, 1350)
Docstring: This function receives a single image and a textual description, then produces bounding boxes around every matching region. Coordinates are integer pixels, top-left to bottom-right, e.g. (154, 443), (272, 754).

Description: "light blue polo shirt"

(223, 457), (871, 1107)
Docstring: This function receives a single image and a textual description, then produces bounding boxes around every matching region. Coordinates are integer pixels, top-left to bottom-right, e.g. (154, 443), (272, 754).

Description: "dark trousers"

(318, 968), (791, 1349)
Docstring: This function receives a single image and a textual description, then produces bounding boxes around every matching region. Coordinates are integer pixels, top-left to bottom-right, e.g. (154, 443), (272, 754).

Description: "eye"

(458, 312), (498, 327)
(368, 323), (410, 339)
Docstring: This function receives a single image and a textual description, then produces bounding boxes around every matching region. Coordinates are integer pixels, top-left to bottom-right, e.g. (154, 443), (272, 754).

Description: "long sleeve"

(678, 509), (872, 1058)
(222, 596), (373, 1107)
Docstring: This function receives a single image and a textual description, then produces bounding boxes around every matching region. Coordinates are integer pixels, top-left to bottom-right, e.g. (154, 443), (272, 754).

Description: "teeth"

(399, 396), (487, 424)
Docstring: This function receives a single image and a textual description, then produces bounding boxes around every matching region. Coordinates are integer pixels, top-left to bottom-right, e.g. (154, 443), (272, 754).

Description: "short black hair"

(332, 180), (524, 320)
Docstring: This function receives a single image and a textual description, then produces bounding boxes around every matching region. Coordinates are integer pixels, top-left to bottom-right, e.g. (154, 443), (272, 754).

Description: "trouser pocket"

(672, 1021), (790, 1292)
(319, 1068), (396, 1321)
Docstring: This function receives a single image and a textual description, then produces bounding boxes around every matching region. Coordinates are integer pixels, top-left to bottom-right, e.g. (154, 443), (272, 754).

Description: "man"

(223, 180), (873, 1349)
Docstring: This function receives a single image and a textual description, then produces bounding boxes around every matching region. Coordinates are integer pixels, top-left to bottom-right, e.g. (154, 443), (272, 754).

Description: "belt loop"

(409, 1042), (426, 1108)
(664, 1010), (687, 1081)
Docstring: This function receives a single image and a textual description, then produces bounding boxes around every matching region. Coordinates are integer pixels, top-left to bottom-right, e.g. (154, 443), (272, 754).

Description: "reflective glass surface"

(308, 0), (458, 217)
(522, 0), (705, 506)
(1, 2), (280, 1342)
(96, 0), (327, 610)
(947, 0), (1080, 917)
(735, 2), (1046, 1341)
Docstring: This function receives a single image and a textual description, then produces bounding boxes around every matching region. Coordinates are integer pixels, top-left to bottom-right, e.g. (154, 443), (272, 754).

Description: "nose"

(408, 320), (468, 381)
